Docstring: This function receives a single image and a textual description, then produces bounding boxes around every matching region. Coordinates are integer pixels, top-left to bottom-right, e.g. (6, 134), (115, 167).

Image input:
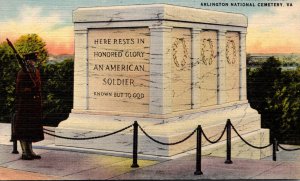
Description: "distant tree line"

(247, 54), (300, 68)
(248, 56), (300, 144)
(0, 34), (73, 126)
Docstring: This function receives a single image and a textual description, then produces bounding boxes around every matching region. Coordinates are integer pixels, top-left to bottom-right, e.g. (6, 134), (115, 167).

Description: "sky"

(0, 0), (299, 55)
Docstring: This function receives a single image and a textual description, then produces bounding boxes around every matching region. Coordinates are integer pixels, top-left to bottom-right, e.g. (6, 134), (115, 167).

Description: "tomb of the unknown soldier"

(55, 4), (271, 159)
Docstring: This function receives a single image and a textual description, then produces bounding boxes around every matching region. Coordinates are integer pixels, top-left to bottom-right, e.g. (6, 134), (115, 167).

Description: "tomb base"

(55, 102), (271, 159)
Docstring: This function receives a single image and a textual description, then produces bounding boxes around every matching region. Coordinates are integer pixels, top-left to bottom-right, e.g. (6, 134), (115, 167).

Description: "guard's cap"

(24, 52), (38, 61)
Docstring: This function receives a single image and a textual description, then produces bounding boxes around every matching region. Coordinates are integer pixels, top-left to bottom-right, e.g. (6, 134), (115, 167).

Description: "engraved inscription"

(88, 28), (150, 113)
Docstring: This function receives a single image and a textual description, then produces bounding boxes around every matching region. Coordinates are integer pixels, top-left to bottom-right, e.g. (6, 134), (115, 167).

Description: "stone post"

(217, 30), (227, 104)
(149, 26), (173, 114)
(239, 31), (247, 101)
(73, 30), (89, 110)
(191, 28), (202, 109)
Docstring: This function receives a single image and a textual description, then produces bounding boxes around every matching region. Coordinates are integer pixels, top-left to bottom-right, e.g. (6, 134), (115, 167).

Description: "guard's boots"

(28, 142), (41, 159)
(20, 141), (33, 160)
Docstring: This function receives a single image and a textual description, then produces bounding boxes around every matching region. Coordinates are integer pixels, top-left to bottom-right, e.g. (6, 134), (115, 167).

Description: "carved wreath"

(201, 38), (215, 65)
(226, 40), (237, 64)
(172, 38), (188, 68)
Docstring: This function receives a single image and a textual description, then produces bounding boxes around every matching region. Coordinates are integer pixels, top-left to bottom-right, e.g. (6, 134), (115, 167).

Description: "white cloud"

(247, 5), (300, 53)
(0, 5), (73, 54)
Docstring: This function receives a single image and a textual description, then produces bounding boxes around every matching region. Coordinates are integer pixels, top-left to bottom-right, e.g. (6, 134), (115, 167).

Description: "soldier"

(14, 52), (44, 160)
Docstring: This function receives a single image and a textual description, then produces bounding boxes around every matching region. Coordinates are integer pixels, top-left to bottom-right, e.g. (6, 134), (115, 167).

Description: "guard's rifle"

(6, 38), (36, 87)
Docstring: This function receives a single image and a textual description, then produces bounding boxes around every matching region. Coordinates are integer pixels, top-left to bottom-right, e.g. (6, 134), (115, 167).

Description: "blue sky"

(0, 0), (269, 22)
(0, 0), (299, 54)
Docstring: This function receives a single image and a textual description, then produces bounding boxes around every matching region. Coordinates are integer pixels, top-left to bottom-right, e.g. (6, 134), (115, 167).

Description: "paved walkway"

(0, 123), (299, 180)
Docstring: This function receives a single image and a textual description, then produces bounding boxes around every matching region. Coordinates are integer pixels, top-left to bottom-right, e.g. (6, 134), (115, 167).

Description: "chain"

(278, 144), (300, 151)
(230, 123), (272, 149)
(41, 121), (300, 155)
(201, 125), (227, 144)
(43, 128), (54, 133)
(43, 124), (133, 140)
(138, 124), (196, 146)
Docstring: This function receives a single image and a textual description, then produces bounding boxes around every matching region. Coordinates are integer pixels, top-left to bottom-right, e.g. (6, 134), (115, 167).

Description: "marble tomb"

(56, 4), (271, 159)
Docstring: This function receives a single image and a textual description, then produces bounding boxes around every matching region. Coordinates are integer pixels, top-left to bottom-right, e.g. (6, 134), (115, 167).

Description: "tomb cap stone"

(73, 4), (247, 27)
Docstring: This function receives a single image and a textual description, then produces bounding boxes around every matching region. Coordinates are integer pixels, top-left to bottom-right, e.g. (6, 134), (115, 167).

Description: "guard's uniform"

(14, 68), (44, 142)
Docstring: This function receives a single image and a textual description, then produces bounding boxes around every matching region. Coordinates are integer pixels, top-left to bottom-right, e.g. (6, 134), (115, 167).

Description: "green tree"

(0, 42), (19, 122)
(248, 56), (282, 113)
(0, 34), (48, 122)
(247, 57), (282, 138)
(15, 34), (48, 67)
(40, 59), (74, 126)
(248, 56), (300, 144)
(1, 34), (74, 126)
(266, 70), (300, 143)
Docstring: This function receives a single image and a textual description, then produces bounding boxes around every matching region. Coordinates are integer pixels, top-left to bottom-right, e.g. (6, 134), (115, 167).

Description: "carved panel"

(198, 30), (218, 107)
(88, 28), (150, 113)
(171, 28), (192, 111)
(225, 32), (240, 102)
